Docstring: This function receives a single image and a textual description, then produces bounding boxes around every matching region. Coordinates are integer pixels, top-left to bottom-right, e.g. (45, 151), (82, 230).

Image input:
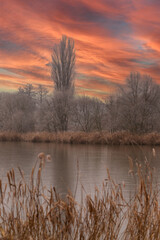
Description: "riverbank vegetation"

(0, 72), (160, 136)
(0, 154), (159, 239)
(1, 131), (160, 145)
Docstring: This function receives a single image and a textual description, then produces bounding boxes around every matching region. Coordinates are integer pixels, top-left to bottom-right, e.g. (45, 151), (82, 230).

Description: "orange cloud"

(1, 0), (160, 98)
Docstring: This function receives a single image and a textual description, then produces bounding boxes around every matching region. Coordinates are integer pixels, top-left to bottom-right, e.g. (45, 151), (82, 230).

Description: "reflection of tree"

(49, 144), (76, 198)
(1, 143), (160, 203)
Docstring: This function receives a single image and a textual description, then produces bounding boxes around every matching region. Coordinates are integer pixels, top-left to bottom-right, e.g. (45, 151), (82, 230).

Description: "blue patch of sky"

(145, 0), (160, 5)
(0, 40), (25, 53)
(100, 17), (132, 38)
(77, 73), (118, 87)
(121, 35), (148, 51)
(135, 59), (157, 66)
(0, 68), (23, 79)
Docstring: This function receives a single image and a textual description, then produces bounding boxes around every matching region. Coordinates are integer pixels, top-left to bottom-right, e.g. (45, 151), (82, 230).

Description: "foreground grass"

(0, 131), (160, 145)
(0, 154), (159, 239)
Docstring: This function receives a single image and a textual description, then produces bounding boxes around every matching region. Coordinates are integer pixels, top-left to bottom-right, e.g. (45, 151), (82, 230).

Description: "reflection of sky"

(1, 0), (160, 98)
(0, 142), (160, 202)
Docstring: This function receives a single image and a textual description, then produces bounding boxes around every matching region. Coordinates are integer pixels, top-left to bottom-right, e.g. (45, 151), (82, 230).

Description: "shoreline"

(0, 131), (160, 145)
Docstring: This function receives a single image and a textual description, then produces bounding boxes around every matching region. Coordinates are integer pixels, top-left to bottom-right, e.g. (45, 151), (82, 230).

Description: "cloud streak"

(1, 0), (160, 98)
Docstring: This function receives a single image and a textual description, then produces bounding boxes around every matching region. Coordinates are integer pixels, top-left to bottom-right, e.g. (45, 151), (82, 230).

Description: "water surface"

(0, 142), (159, 200)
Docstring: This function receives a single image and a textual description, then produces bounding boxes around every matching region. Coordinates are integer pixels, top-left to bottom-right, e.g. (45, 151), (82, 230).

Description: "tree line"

(1, 36), (160, 134)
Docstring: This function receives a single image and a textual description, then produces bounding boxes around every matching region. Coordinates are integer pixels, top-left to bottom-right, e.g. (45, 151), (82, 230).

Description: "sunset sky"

(1, 0), (160, 99)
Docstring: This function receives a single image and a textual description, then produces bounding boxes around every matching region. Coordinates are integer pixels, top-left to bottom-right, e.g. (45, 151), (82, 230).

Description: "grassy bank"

(0, 154), (159, 239)
(0, 131), (160, 145)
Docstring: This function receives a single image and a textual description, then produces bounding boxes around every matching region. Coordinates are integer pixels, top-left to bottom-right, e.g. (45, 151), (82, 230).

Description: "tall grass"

(1, 131), (160, 145)
(0, 153), (159, 239)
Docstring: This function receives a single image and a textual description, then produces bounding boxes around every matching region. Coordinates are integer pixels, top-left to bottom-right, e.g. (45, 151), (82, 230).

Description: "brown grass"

(0, 131), (160, 145)
(0, 154), (159, 239)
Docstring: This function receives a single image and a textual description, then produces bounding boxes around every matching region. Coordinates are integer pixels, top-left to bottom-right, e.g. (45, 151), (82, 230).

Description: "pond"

(0, 142), (159, 200)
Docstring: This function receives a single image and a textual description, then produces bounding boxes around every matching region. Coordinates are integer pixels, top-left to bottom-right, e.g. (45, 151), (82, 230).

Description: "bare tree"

(71, 96), (95, 132)
(52, 92), (72, 131)
(35, 97), (56, 132)
(117, 72), (160, 133)
(36, 84), (48, 105)
(0, 93), (35, 132)
(105, 95), (120, 132)
(92, 98), (106, 131)
(50, 36), (76, 131)
(51, 35), (75, 92)
(18, 84), (36, 99)
(36, 92), (72, 132)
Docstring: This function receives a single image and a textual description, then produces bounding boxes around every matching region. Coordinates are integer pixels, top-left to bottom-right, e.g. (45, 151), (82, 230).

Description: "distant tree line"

(1, 36), (160, 134)
(0, 71), (160, 134)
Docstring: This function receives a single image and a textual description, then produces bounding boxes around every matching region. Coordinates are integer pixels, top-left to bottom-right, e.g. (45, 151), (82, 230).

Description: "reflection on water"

(0, 142), (159, 200)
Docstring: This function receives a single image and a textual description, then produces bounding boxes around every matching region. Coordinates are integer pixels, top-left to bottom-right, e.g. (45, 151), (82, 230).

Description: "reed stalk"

(0, 153), (159, 239)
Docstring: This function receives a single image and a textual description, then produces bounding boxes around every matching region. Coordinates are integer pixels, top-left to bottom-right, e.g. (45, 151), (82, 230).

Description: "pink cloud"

(1, 0), (160, 97)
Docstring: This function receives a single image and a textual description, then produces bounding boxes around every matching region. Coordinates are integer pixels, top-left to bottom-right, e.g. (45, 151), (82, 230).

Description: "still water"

(0, 142), (159, 200)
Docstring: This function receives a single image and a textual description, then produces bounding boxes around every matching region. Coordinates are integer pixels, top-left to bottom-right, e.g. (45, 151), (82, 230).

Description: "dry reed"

(0, 131), (160, 145)
(0, 153), (159, 239)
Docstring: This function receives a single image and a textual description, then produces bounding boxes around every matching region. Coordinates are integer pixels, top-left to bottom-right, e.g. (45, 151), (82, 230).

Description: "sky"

(1, 0), (160, 99)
